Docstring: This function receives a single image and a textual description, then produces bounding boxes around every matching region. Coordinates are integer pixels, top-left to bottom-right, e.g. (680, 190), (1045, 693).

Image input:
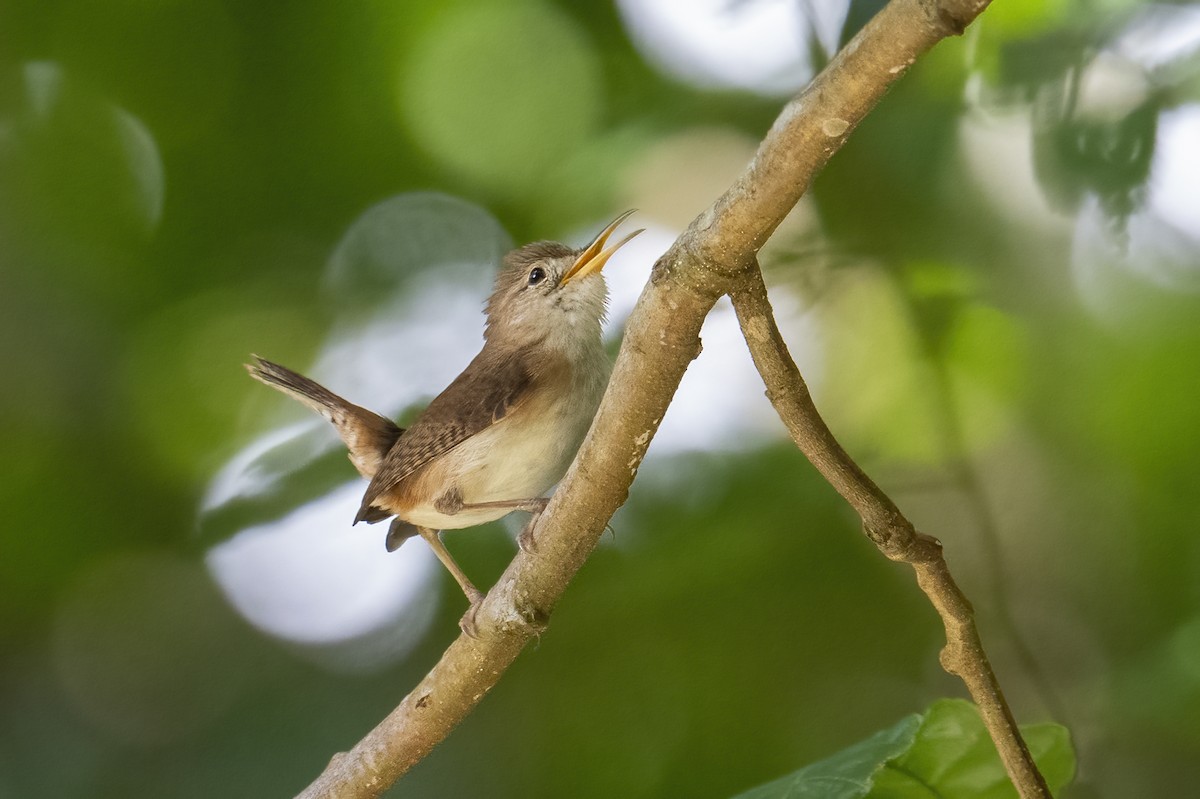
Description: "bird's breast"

(456, 370), (602, 498)
(393, 355), (608, 531)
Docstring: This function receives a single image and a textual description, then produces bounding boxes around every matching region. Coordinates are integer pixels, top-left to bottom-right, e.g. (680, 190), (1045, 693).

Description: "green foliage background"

(1, 0), (1198, 796)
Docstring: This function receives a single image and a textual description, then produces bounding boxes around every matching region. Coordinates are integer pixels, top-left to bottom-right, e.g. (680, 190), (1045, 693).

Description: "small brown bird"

(247, 212), (641, 627)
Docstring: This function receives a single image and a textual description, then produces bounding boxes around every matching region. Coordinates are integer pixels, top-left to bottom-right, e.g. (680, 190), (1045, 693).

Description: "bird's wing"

(354, 348), (534, 522)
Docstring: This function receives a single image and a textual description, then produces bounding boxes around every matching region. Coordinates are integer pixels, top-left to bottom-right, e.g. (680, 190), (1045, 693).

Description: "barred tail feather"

(245, 356), (402, 478)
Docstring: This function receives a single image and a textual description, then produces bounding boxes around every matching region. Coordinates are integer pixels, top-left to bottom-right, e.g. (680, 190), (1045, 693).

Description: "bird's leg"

(437, 494), (551, 555)
(460, 497), (550, 554)
(440, 495), (550, 516)
(416, 526), (485, 635)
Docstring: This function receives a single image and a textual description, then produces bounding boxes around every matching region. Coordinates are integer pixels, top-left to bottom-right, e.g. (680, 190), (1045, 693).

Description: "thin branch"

(295, 0), (1004, 796)
(923, 351), (1073, 728)
(729, 265), (1051, 799)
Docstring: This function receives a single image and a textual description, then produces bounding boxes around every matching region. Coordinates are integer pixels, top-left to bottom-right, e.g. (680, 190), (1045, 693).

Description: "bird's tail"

(246, 356), (402, 478)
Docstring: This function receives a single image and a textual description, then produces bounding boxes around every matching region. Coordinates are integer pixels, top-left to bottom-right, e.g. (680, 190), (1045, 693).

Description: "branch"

(729, 265), (1051, 798)
(295, 0), (1004, 796)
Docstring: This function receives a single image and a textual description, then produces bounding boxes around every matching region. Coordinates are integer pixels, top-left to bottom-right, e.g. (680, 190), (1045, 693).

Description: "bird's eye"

(528, 266), (546, 286)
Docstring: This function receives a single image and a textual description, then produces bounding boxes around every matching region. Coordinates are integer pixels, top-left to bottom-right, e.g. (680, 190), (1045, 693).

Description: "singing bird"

(247, 212), (641, 628)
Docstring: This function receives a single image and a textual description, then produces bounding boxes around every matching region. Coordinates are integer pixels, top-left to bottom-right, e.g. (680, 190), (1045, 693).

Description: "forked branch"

(730, 266), (1050, 798)
(294, 0), (1022, 796)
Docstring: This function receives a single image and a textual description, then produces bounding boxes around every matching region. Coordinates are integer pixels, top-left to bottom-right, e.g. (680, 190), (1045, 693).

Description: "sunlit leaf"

(735, 700), (1074, 799)
(871, 700), (1075, 799)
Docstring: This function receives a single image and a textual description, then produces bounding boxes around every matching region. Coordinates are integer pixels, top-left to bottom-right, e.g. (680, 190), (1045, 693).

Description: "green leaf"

(734, 700), (1075, 799)
(871, 700), (1075, 798)
(732, 714), (922, 799)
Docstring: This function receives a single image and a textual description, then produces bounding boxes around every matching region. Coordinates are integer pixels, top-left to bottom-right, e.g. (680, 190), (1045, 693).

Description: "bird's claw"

(517, 520), (539, 555)
(517, 499), (550, 555)
(458, 589), (486, 638)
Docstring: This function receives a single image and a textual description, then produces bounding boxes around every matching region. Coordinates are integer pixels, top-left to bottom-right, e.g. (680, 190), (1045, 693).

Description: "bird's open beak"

(562, 210), (644, 284)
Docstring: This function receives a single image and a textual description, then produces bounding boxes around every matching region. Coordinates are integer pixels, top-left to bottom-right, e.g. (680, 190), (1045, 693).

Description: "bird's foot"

(517, 518), (540, 555)
(517, 498), (550, 555)
(458, 587), (486, 638)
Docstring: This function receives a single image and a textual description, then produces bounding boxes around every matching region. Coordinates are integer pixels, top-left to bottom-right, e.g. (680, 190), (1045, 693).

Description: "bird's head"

(484, 211), (642, 353)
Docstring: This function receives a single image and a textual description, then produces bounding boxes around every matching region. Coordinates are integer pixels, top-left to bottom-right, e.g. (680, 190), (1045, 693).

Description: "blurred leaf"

(1033, 67), (1158, 219)
(532, 125), (655, 232)
(0, 61), (165, 288)
(50, 0), (238, 144)
(904, 261), (981, 303)
(979, 0), (1069, 37)
(1060, 327), (1200, 480)
(945, 303), (1027, 398)
(122, 286), (322, 481)
(51, 551), (254, 746)
(324, 192), (511, 309)
(735, 700), (1074, 799)
(398, 0), (601, 197)
(814, 267), (944, 463)
(899, 261), (1028, 453)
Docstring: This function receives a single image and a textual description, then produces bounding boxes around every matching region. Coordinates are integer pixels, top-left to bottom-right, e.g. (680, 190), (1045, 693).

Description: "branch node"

(494, 588), (552, 637)
(863, 515), (927, 562)
(918, 0), (974, 35)
(938, 644), (962, 676)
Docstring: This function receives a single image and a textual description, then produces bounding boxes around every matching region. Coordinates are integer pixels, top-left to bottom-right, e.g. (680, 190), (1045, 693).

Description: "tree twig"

(729, 265), (1051, 798)
(294, 0), (1011, 796)
(922, 350), (1073, 729)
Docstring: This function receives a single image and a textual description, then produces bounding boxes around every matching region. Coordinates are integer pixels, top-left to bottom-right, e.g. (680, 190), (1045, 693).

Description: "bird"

(246, 211), (642, 631)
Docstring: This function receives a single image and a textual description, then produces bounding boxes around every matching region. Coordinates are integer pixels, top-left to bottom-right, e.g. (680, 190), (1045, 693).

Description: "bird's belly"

(401, 503), (511, 531)
(396, 395), (593, 531)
